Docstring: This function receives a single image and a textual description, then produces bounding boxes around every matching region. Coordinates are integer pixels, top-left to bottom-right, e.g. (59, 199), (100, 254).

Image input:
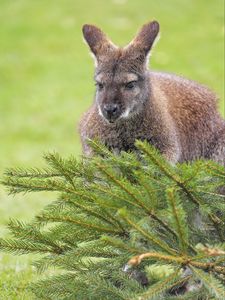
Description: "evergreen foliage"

(1, 140), (225, 299)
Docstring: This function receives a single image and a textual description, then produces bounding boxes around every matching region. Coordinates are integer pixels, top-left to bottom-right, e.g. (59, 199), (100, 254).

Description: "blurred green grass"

(0, 0), (224, 298)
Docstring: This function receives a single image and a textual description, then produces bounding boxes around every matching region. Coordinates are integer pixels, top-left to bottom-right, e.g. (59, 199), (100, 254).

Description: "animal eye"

(125, 81), (136, 90)
(96, 82), (104, 90)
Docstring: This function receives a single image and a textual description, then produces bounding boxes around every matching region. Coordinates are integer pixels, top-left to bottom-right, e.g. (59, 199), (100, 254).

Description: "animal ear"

(82, 24), (116, 59)
(127, 21), (160, 58)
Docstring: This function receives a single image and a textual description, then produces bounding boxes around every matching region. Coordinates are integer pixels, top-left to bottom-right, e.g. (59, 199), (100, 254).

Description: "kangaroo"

(79, 20), (225, 166)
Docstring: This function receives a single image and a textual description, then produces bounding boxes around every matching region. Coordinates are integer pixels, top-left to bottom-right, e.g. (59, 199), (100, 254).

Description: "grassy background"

(0, 0), (224, 298)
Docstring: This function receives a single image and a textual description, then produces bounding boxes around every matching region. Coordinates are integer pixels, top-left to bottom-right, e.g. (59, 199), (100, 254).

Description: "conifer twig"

(127, 252), (225, 274)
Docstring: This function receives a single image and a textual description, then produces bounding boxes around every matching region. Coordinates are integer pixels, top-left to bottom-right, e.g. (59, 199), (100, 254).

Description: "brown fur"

(79, 21), (225, 166)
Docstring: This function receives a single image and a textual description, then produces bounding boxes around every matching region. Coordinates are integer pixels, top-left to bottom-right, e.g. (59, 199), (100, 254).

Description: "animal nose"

(103, 104), (119, 117)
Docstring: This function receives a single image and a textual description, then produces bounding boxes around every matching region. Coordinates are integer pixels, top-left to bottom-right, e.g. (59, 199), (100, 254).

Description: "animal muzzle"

(102, 103), (121, 122)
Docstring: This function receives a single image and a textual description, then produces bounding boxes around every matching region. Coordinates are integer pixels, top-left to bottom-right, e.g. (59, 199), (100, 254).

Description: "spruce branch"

(131, 268), (181, 300)
(135, 140), (181, 184)
(7, 219), (67, 254)
(205, 161), (225, 178)
(90, 182), (141, 209)
(190, 267), (225, 300)
(60, 193), (122, 230)
(94, 160), (180, 241)
(101, 235), (145, 255)
(36, 213), (126, 235)
(166, 188), (189, 253)
(0, 238), (58, 255)
(1, 140), (225, 299)
(128, 252), (186, 266)
(94, 161), (149, 210)
(118, 209), (178, 256)
(44, 152), (76, 188)
(4, 166), (61, 178)
(136, 140), (224, 241)
(126, 251), (225, 274)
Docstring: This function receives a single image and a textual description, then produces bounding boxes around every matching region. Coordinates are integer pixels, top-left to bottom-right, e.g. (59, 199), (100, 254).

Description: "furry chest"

(102, 125), (153, 153)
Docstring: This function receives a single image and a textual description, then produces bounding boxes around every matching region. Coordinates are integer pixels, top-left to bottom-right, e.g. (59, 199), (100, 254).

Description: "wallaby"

(79, 20), (225, 166)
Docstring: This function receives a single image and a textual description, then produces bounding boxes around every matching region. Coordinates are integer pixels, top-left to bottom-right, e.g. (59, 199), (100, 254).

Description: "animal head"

(83, 21), (160, 123)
